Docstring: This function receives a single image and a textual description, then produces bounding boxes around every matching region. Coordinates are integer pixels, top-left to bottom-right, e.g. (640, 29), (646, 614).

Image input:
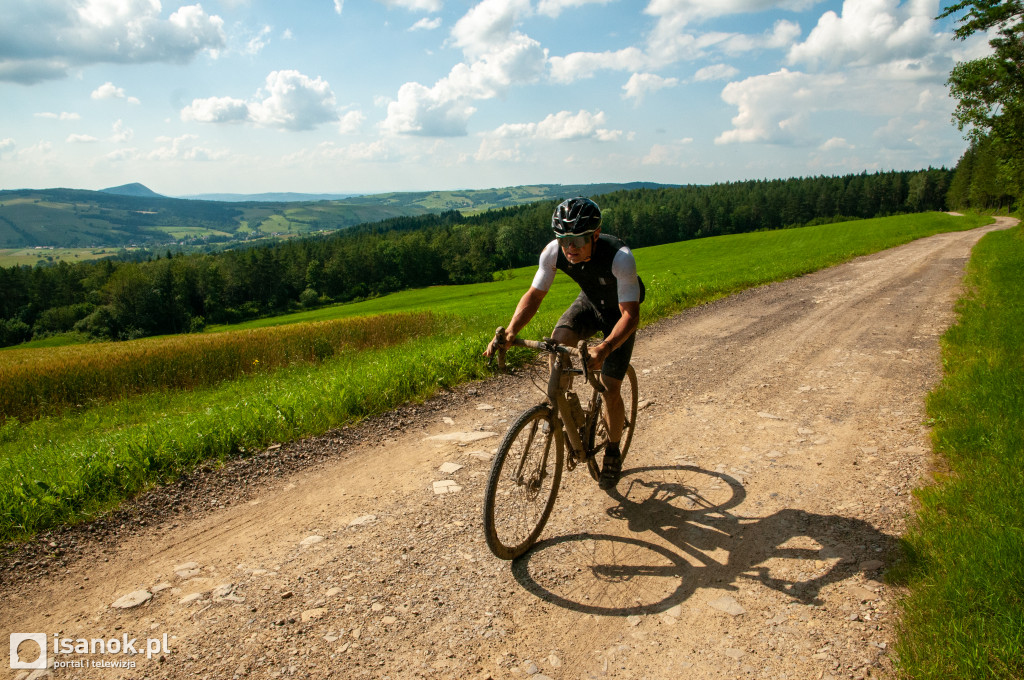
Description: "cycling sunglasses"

(556, 231), (595, 248)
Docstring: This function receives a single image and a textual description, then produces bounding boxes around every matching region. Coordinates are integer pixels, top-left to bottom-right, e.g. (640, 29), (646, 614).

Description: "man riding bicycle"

(484, 197), (644, 489)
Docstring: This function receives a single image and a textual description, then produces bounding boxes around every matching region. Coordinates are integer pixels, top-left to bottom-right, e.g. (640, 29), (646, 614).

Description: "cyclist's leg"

(597, 332), (635, 489)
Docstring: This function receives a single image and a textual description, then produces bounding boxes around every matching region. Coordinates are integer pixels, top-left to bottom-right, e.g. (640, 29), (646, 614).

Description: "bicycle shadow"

(510, 464), (896, 617)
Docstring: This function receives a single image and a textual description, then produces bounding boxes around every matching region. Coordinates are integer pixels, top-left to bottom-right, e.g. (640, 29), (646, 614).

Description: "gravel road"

(2, 217), (1015, 680)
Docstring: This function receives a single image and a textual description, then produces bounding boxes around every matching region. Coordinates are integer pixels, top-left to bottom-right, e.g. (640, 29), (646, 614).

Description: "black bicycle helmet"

(552, 197), (601, 235)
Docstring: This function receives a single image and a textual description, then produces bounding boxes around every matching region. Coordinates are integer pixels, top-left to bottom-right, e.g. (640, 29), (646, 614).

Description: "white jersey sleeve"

(612, 246), (641, 303)
(530, 240), (560, 291)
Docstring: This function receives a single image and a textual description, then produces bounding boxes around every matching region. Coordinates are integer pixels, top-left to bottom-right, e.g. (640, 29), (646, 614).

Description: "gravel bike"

(482, 327), (638, 560)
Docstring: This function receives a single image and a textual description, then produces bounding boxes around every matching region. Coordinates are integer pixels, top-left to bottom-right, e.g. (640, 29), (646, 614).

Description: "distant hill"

(0, 182), (678, 249)
(100, 183), (164, 198)
(181, 192), (360, 202)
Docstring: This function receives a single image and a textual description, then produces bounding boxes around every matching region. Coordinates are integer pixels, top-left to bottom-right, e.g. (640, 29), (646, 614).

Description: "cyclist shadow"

(510, 464), (896, 617)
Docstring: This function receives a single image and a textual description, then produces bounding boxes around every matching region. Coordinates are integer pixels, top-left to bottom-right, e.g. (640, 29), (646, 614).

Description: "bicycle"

(482, 326), (639, 560)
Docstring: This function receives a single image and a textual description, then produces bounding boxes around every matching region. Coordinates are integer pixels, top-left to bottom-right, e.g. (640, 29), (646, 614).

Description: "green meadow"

(0, 212), (990, 543)
(893, 221), (1024, 679)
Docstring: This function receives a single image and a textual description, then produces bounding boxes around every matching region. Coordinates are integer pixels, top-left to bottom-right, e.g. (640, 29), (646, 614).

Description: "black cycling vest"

(555, 233), (645, 320)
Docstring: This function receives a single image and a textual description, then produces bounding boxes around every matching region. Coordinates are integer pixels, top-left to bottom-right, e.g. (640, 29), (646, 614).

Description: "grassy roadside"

(893, 221), (1024, 678)
(0, 212), (992, 542)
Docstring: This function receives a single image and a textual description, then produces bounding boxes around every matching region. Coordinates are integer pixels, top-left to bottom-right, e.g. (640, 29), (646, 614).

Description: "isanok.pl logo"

(10, 633), (47, 670)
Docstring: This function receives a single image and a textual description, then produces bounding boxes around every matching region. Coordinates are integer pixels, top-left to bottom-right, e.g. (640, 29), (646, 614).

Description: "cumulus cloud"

(111, 119), (134, 143)
(0, 0), (225, 84)
(381, 0), (547, 136)
(91, 82), (141, 104)
(148, 134), (229, 161)
(334, 0), (344, 14)
(0, 139), (15, 156)
(35, 111), (81, 120)
(787, 0), (941, 70)
(622, 72), (679, 103)
(410, 17), (442, 30)
(819, 136), (853, 150)
(66, 134), (98, 143)
(537, 0), (614, 18)
(284, 140), (396, 164)
(714, 0), (961, 149)
(552, 4), (804, 83)
(492, 110), (622, 141)
(642, 138), (694, 166)
(694, 63), (739, 81)
(377, 0), (442, 11)
(338, 110), (366, 134)
(182, 70), (341, 131)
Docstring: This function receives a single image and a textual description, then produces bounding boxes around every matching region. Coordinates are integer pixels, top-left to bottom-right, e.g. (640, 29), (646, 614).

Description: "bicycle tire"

(483, 404), (564, 560)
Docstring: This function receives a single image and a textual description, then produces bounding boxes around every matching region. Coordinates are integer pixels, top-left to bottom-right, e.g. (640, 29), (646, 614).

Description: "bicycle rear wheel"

(483, 404), (563, 560)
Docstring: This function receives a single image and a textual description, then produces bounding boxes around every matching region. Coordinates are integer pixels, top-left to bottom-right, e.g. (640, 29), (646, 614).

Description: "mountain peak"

(100, 182), (163, 198)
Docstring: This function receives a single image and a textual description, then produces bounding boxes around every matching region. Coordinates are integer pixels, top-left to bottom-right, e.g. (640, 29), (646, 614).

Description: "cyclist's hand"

(483, 331), (513, 358)
(587, 341), (611, 371)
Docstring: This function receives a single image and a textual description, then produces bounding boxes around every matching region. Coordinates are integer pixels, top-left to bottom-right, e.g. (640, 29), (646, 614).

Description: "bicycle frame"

(492, 326), (605, 460)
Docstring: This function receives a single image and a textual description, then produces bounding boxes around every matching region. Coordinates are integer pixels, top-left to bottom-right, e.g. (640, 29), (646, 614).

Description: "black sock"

(606, 441), (620, 459)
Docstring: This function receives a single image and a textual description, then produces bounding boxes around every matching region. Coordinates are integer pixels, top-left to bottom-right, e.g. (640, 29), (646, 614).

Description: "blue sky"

(0, 0), (989, 196)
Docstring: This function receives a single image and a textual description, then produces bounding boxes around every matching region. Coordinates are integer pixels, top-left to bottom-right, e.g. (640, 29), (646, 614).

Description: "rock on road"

(2, 218), (1015, 680)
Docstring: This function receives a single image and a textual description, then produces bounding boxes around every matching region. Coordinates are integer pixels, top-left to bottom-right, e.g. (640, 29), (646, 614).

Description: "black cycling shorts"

(555, 293), (635, 381)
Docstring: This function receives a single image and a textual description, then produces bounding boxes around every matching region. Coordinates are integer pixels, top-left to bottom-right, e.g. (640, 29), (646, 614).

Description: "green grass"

(893, 221), (1024, 679)
(0, 212), (992, 542)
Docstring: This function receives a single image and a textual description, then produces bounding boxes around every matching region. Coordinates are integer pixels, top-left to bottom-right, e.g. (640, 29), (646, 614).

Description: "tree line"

(0, 169), (952, 347)
(940, 1), (1022, 213)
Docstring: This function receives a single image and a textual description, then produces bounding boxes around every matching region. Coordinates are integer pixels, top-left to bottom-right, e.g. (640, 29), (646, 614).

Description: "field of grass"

(0, 248), (126, 267)
(0, 212), (992, 542)
(893, 222), (1023, 679)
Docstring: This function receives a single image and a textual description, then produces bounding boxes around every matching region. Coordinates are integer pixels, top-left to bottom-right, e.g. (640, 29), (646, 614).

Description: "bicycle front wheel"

(483, 404), (563, 560)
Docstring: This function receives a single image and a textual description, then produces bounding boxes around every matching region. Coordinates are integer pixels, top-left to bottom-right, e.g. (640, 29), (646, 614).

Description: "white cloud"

(91, 82), (141, 104)
(334, 0), (344, 14)
(35, 111), (81, 120)
(245, 25), (272, 55)
(819, 136), (853, 150)
(787, 0), (941, 71)
(410, 17), (442, 30)
(694, 63), (739, 81)
(382, 0), (546, 136)
(642, 138), (693, 165)
(712, 0), (963, 150)
(550, 48), (647, 83)
(622, 72), (679, 102)
(182, 70), (340, 131)
(537, 0), (615, 18)
(719, 19), (801, 55)
(66, 134), (98, 143)
(0, 0), (226, 84)
(181, 96), (251, 124)
(377, 0), (442, 11)
(148, 134), (229, 161)
(0, 139), (15, 156)
(284, 140), (396, 164)
(492, 110), (622, 141)
(111, 119), (134, 143)
(338, 110), (366, 134)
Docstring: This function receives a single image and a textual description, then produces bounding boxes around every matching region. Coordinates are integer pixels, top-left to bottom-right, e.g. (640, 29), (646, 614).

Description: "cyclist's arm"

(588, 246), (641, 369)
(589, 300), (639, 369)
(484, 243), (556, 357)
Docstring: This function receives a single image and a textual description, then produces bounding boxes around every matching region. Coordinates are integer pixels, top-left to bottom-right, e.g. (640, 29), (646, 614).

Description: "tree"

(940, 1), (1024, 196)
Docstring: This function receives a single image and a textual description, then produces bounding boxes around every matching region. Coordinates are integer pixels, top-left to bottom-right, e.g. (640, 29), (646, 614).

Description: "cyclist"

(485, 197), (644, 489)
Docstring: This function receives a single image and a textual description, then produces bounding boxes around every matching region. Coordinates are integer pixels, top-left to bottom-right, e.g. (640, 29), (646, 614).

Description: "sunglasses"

(556, 231), (594, 248)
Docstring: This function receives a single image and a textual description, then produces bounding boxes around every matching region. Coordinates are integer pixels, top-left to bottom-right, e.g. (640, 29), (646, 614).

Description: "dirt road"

(3, 218), (1015, 680)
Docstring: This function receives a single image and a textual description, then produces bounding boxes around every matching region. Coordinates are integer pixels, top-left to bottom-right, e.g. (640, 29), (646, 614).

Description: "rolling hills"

(0, 182), (673, 249)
